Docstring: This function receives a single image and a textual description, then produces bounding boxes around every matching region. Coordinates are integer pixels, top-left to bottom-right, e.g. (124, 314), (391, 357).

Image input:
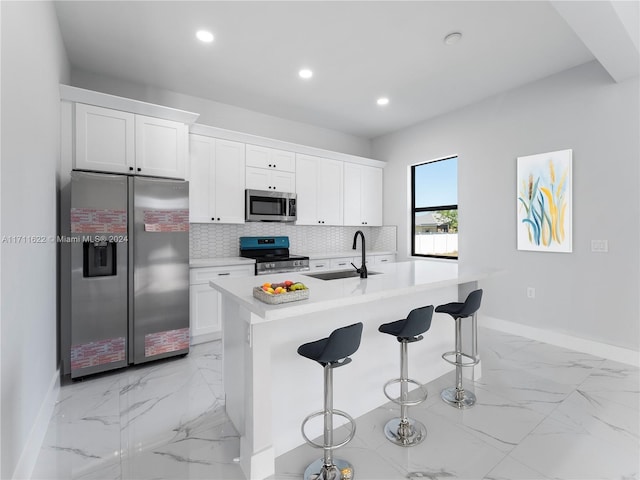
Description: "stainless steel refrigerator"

(70, 171), (189, 378)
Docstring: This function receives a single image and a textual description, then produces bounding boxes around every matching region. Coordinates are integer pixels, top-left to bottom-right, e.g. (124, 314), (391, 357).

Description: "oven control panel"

(255, 259), (310, 276)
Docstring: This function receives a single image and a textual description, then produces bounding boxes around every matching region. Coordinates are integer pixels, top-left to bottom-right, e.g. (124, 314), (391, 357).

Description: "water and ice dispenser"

(83, 241), (117, 277)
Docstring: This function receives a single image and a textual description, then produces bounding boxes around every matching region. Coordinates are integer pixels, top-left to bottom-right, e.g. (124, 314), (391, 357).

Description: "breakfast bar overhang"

(209, 261), (495, 479)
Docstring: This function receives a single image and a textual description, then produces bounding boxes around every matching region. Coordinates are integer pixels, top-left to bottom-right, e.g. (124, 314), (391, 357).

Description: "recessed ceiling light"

(444, 32), (462, 46)
(196, 30), (214, 43)
(377, 97), (390, 106)
(299, 69), (313, 79)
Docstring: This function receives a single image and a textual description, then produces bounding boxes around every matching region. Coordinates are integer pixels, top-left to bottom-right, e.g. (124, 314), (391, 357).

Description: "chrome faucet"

(351, 230), (368, 279)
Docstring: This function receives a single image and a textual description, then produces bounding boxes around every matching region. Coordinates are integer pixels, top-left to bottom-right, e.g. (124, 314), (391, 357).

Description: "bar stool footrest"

(441, 351), (479, 367)
(383, 378), (428, 407)
(301, 409), (356, 450)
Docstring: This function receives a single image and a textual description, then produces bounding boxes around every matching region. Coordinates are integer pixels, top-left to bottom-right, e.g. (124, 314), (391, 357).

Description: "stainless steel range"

(240, 236), (310, 276)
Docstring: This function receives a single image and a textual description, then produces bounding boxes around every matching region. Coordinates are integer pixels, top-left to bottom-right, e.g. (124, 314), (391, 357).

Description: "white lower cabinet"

(373, 254), (396, 265)
(189, 264), (254, 343)
(308, 254), (396, 272)
(308, 259), (332, 271)
(330, 257), (354, 269)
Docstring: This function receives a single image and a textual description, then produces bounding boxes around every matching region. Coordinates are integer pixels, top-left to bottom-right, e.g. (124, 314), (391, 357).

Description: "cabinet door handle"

(129, 166), (134, 171)
(217, 272), (231, 276)
(137, 168), (141, 172)
(268, 164), (272, 167)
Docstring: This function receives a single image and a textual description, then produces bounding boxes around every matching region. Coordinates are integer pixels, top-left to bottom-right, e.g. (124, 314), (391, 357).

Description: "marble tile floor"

(32, 327), (639, 480)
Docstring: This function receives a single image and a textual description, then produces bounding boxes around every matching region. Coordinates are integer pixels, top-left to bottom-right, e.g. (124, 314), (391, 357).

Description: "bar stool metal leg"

(441, 317), (477, 408)
(378, 305), (433, 447)
(303, 364), (355, 480)
(383, 340), (427, 446)
(298, 322), (361, 480)
(437, 289), (482, 409)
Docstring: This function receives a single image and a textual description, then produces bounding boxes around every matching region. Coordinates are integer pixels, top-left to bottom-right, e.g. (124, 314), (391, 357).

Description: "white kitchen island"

(209, 260), (495, 479)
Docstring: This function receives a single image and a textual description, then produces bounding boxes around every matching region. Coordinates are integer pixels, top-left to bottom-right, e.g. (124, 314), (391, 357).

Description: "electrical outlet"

(591, 240), (609, 253)
(527, 287), (536, 299)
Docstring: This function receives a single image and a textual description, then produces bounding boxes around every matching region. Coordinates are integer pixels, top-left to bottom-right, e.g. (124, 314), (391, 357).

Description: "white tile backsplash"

(190, 223), (397, 258)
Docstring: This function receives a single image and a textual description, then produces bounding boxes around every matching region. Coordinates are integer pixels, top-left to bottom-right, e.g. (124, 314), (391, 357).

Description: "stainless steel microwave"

(245, 189), (297, 222)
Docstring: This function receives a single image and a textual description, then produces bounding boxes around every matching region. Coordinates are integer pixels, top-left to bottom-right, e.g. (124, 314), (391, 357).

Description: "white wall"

(373, 61), (639, 352)
(0, 1), (70, 478)
(70, 69), (373, 158)
(0, 5), (3, 478)
(1, 5), (3, 475)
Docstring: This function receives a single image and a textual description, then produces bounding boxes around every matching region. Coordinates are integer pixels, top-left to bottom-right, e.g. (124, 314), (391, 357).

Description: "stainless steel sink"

(303, 270), (382, 281)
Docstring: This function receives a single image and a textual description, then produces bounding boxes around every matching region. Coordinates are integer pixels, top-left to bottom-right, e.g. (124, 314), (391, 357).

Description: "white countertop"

(304, 250), (396, 260)
(209, 260), (497, 323)
(189, 257), (255, 268)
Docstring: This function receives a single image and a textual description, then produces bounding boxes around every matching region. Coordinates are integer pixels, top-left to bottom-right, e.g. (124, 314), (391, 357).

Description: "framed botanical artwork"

(517, 149), (572, 252)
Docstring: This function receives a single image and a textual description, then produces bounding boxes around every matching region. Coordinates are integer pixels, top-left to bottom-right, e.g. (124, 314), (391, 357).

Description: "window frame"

(410, 156), (458, 260)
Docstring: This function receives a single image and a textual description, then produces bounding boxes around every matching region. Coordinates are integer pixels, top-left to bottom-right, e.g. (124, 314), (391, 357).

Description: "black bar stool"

(298, 322), (363, 480)
(378, 305), (434, 446)
(436, 289), (483, 409)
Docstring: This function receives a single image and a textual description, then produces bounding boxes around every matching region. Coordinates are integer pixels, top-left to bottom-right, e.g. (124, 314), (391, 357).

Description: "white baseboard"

(191, 331), (222, 346)
(12, 369), (60, 480)
(481, 315), (639, 367)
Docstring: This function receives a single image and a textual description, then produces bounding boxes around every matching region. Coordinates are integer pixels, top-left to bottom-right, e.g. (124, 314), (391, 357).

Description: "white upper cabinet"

(74, 103), (188, 179)
(343, 163), (383, 226)
(245, 167), (295, 192)
(245, 144), (296, 192)
(135, 115), (187, 179)
(245, 167), (270, 191)
(295, 155), (317, 225)
(188, 135), (211, 222)
(189, 135), (245, 224)
(271, 170), (296, 192)
(75, 103), (135, 174)
(360, 165), (383, 226)
(295, 154), (343, 225)
(214, 139), (246, 223)
(246, 144), (295, 172)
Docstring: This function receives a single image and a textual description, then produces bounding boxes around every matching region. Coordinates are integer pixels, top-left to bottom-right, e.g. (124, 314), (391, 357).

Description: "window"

(411, 156), (458, 259)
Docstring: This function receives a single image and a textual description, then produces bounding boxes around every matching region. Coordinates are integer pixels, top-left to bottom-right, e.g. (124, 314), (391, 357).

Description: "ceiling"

(52, 1), (636, 139)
